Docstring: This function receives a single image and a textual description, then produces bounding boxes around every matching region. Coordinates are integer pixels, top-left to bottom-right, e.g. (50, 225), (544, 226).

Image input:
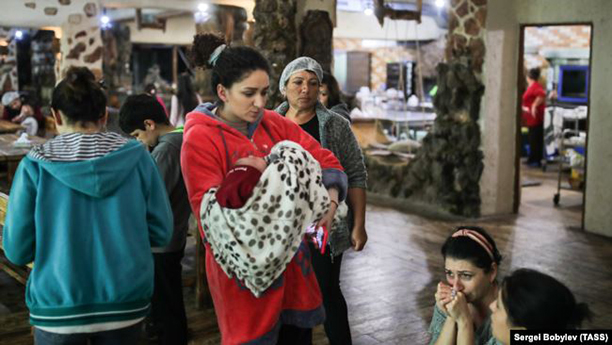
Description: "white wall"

(334, 11), (443, 41)
(126, 15), (196, 45)
(479, 0), (518, 216)
(483, 0), (612, 237)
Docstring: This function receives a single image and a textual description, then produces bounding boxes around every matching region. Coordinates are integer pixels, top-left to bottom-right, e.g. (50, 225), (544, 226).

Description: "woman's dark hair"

(502, 268), (591, 329)
(528, 68), (540, 81)
(322, 72), (342, 108)
(119, 94), (169, 134)
(441, 226), (502, 273)
(191, 32), (270, 99)
(51, 67), (107, 124)
(144, 83), (157, 95)
(176, 73), (199, 117)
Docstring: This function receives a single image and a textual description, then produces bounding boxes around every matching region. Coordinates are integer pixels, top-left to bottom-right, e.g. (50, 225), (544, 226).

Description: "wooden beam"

(374, 0), (422, 27)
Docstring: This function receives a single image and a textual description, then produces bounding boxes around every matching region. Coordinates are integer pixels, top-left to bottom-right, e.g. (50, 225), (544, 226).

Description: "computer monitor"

(557, 65), (589, 104)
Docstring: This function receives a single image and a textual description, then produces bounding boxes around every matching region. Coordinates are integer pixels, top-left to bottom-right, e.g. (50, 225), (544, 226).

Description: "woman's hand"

(316, 199), (337, 230)
(435, 282), (453, 316)
(316, 188), (339, 230)
(446, 291), (472, 324)
(351, 224), (367, 251)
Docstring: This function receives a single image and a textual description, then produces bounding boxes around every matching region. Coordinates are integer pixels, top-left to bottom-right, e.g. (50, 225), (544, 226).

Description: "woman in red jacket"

(181, 32), (348, 345)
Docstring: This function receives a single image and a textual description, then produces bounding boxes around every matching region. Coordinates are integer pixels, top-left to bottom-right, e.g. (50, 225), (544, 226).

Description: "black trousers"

(151, 250), (188, 345)
(276, 324), (312, 345)
(527, 124), (544, 164)
(309, 243), (352, 345)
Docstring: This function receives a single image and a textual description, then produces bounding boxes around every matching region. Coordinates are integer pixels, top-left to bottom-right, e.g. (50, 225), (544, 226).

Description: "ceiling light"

(198, 3), (209, 12)
(364, 8), (373, 16)
(435, 0), (445, 8)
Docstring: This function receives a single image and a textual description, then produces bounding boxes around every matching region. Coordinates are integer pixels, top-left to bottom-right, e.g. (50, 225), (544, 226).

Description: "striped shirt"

(29, 132), (129, 162)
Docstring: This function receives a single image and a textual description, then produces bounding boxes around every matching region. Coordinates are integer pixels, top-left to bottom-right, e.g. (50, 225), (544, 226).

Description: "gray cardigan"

(276, 101), (367, 255)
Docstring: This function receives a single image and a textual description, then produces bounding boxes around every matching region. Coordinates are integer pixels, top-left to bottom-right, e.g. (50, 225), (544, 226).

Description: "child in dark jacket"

(119, 94), (192, 345)
(2, 67), (173, 344)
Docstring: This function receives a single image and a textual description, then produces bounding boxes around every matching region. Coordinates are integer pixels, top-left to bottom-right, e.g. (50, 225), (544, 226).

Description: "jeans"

(34, 321), (142, 345)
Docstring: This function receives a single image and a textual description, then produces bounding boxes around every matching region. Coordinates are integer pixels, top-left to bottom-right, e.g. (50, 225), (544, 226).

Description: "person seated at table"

(1, 91), (44, 136)
(488, 268), (591, 345)
(2, 66), (172, 345)
(428, 226), (502, 345)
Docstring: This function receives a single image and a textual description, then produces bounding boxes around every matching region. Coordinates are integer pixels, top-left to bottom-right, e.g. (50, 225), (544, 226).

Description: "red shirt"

(522, 82), (546, 127)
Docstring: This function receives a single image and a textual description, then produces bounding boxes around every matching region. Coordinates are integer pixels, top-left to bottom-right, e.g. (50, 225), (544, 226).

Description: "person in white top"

(170, 73), (202, 126)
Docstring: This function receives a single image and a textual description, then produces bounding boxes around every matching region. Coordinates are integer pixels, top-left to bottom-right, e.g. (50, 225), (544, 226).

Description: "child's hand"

(235, 155), (267, 173)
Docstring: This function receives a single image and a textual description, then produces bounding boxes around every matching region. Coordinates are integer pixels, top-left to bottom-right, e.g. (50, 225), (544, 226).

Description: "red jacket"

(522, 82), (546, 127)
(181, 104), (345, 344)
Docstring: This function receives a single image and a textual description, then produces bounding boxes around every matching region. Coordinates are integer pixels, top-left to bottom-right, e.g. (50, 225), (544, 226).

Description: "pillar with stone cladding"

(59, 1), (103, 79)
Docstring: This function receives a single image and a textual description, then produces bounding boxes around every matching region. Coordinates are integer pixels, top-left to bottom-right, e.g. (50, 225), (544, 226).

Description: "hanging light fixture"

(195, 2), (210, 23)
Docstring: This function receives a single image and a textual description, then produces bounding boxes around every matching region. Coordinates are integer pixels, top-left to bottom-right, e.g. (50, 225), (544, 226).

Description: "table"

(0, 120), (24, 134)
(0, 134), (47, 187)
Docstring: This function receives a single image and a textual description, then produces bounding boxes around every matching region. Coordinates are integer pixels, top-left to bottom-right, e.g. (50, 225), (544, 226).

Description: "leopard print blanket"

(200, 141), (338, 297)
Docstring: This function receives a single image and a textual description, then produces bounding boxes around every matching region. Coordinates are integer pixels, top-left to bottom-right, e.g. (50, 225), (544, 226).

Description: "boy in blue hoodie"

(119, 94), (191, 345)
(2, 67), (173, 344)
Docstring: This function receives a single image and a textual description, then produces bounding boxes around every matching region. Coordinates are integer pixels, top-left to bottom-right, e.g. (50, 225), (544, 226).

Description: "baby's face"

(235, 156), (267, 173)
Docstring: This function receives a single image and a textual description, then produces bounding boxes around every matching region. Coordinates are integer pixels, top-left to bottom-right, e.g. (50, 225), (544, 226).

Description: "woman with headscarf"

(275, 57), (368, 345)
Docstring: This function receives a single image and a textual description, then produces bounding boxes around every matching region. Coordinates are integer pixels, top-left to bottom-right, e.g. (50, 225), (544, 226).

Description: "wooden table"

(0, 134), (47, 188)
(0, 120), (25, 134)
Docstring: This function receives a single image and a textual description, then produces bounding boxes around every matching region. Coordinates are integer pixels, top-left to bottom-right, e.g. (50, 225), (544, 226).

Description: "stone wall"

(446, 0), (487, 76)
(253, 0), (298, 108)
(365, 0), (487, 217)
(102, 23), (132, 92)
(31, 30), (57, 106)
(0, 28), (19, 92)
(300, 10), (333, 72)
(59, 2), (103, 79)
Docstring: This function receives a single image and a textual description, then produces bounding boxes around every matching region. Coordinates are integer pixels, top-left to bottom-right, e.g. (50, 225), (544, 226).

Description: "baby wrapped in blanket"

(201, 141), (346, 297)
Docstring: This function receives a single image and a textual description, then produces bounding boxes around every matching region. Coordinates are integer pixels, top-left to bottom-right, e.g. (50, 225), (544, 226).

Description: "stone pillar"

(59, 1), (103, 79)
(365, 0), (487, 217)
(253, 0), (298, 108)
(31, 30), (57, 106)
(399, 0), (487, 217)
(102, 23), (132, 92)
(299, 10), (333, 72)
(0, 28), (19, 92)
(446, 0), (487, 77)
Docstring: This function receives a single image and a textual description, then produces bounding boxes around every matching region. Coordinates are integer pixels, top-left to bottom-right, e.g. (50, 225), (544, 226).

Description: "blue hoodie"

(2, 134), (173, 327)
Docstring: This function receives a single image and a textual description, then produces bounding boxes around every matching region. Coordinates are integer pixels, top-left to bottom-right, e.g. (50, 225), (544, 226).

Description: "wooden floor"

(1, 164), (611, 344)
